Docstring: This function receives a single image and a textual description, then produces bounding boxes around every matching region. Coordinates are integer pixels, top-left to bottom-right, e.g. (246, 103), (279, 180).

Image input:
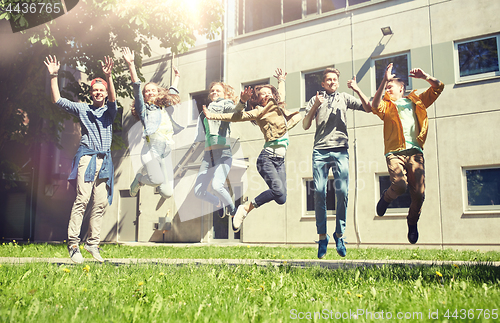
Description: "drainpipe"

(350, 12), (361, 247)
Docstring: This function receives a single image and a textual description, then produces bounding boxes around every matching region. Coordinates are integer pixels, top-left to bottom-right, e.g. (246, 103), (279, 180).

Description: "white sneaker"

(68, 245), (84, 264)
(130, 173), (143, 197)
(84, 244), (104, 262)
(232, 205), (248, 233)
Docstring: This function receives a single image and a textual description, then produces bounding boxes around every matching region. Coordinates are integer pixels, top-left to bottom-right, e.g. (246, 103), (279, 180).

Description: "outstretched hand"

(173, 66), (180, 77)
(202, 105), (211, 119)
(44, 55), (60, 74)
(384, 63), (396, 82)
(347, 76), (359, 91)
(273, 68), (287, 82)
(101, 56), (113, 78)
(240, 87), (253, 103)
(409, 68), (428, 79)
(122, 47), (135, 65)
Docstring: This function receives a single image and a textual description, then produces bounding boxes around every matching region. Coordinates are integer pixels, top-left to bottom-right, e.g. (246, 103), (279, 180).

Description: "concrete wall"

(35, 0), (500, 250)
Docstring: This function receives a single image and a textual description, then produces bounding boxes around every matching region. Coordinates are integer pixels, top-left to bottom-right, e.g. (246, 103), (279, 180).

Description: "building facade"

(5, 0), (498, 250)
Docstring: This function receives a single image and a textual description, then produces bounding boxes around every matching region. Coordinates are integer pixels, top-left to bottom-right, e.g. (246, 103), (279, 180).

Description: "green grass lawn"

(1, 243), (500, 322)
(1, 261), (499, 322)
(1, 241), (500, 262)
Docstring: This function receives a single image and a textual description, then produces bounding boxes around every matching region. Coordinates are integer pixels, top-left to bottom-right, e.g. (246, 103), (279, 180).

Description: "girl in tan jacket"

(203, 69), (302, 232)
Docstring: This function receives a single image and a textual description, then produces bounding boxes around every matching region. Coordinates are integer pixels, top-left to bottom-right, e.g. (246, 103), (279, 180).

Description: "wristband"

(425, 75), (430, 80)
(50, 73), (58, 77)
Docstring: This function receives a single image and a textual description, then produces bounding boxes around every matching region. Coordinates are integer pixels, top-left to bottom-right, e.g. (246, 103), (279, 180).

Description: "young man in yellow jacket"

(362, 63), (444, 244)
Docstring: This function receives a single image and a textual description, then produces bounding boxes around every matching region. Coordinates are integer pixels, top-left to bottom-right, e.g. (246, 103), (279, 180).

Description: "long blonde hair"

(131, 82), (180, 120)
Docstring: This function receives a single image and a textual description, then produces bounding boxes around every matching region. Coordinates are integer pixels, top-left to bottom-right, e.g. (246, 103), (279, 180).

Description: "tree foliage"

(0, 0), (222, 185)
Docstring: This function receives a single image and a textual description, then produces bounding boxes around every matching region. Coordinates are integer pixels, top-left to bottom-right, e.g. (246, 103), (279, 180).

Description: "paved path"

(1, 257), (499, 268)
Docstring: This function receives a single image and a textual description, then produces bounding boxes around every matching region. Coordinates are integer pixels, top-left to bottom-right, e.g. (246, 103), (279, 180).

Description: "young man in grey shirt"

(303, 68), (370, 258)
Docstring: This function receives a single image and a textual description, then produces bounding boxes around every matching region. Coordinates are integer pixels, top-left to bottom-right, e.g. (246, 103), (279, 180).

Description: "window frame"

(302, 177), (336, 219)
(371, 52), (412, 96)
(302, 68), (328, 108)
(454, 34), (500, 84)
(461, 165), (500, 215)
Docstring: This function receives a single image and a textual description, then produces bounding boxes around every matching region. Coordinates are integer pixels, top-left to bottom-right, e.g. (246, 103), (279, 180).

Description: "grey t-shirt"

(305, 91), (363, 150)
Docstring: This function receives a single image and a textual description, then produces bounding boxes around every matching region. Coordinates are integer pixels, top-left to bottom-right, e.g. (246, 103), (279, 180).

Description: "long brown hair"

(247, 84), (284, 110)
(131, 82), (180, 120)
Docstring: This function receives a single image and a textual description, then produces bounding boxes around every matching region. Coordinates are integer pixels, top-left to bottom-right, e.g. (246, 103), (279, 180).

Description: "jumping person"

(303, 67), (371, 259)
(44, 55), (117, 263)
(365, 63), (444, 244)
(193, 82), (247, 218)
(203, 69), (302, 232)
(122, 47), (182, 199)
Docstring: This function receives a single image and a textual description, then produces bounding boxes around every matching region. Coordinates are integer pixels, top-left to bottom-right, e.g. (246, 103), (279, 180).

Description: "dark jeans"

(253, 149), (287, 208)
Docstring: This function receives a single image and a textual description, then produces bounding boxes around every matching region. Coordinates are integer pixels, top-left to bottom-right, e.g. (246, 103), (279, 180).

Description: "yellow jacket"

(206, 99), (302, 142)
(372, 83), (444, 155)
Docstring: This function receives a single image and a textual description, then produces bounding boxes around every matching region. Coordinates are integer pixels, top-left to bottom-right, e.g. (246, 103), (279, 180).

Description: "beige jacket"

(206, 98), (302, 142)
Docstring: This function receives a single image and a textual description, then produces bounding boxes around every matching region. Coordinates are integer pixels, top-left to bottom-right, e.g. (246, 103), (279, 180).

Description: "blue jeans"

(194, 148), (235, 214)
(313, 148), (349, 236)
(253, 149), (287, 208)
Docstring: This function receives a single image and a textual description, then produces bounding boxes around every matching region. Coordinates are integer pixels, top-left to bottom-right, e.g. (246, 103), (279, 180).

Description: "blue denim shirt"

(69, 146), (114, 205)
(132, 82), (183, 136)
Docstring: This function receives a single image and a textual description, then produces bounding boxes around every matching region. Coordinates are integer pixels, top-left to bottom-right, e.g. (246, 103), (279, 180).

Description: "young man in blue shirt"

(44, 55), (117, 263)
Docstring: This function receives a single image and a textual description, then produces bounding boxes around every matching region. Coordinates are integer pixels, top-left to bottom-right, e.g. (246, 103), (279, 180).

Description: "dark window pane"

(375, 55), (409, 90)
(348, 0), (370, 5)
(306, 179), (336, 212)
(466, 168), (500, 206)
(458, 37), (499, 77)
(284, 0), (302, 23)
(307, 0), (318, 15)
(305, 71), (324, 102)
(379, 176), (411, 208)
(245, 0), (281, 33)
(321, 0), (346, 13)
(192, 92), (208, 122)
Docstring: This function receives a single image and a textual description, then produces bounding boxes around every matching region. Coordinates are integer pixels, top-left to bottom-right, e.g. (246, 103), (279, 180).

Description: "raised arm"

(102, 56), (116, 103)
(171, 66), (180, 89)
(44, 55), (61, 103)
(409, 67), (442, 89)
(203, 104), (260, 122)
(302, 92), (324, 130)
(347, 76), (371, 112)
(122, 47), (140, 83)
(274, 68), (287, 101)
(372, 63), (395, 110)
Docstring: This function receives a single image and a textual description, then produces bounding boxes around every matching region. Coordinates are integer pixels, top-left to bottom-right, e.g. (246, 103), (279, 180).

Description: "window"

(242, 79), (271, 95)
(455, 35), (500, 82)
(321, 0), (346, 13)
(378, 175), (411, 211)
(239, 0), (281, 34)
(464, 167), (500, 212)
(238, 0), (375, 34)
(303, 70), (324, 104)
(191, 92), (209, 124)
(373, 53), (410, 93)
(305, 179), (336, 213)
(284, 0), (303, 23)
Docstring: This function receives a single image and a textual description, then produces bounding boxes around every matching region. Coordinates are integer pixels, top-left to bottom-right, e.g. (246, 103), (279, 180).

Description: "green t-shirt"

(204, 118), (227, 148)
(386, 98), (423, 156)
